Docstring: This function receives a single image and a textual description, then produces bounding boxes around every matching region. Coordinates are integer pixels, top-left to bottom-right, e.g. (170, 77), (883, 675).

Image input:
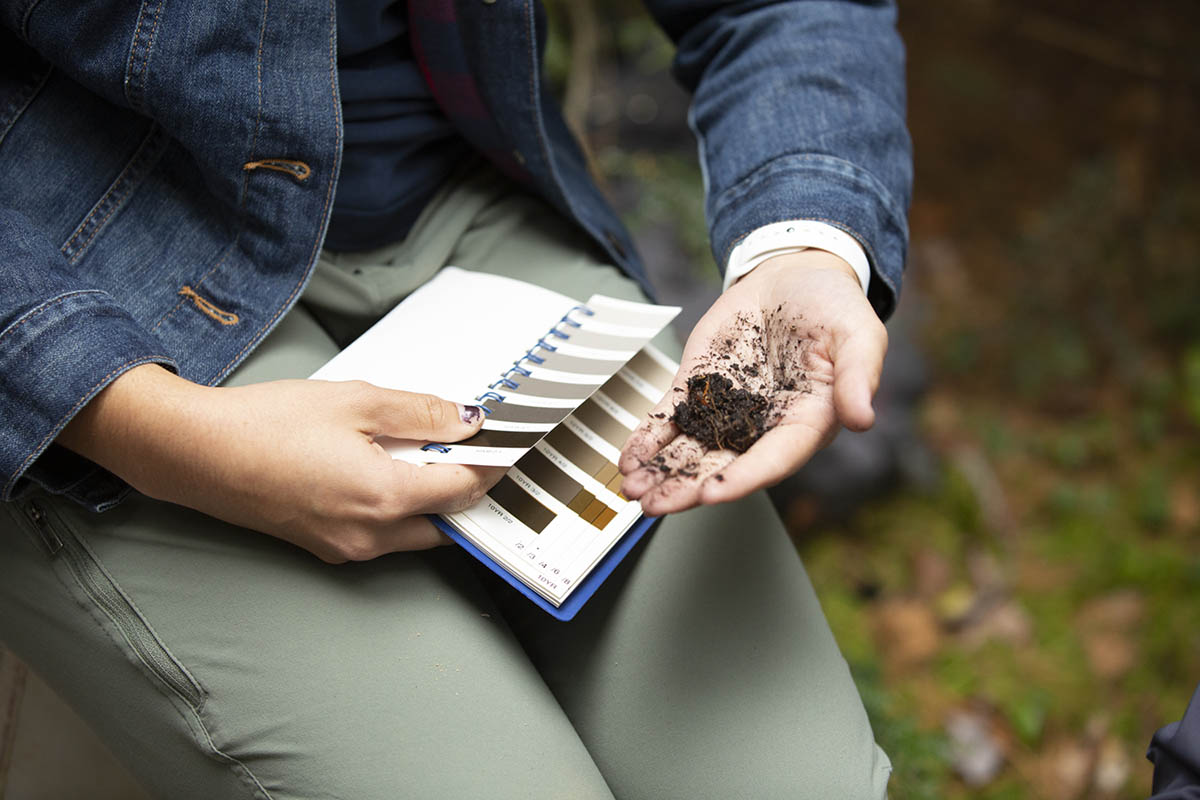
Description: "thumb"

(832, 324), (887, 432)
(366, 388), (486, 443)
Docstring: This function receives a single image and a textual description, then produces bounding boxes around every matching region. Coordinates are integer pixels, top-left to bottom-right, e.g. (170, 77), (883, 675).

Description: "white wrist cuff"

(723, 221), (871, 294)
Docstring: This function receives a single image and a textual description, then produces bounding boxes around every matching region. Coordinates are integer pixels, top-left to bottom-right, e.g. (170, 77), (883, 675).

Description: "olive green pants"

(0, 168), (891, 799)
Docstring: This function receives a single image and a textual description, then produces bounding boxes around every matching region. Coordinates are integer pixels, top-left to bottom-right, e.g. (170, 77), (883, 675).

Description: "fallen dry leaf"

(1078, 590), (1146, 631)
(913, 548), (953, 599)
(1030, 737), (1094, 800)
(1170, 480), (1200, 530)
(873, 598), (941, 670)
(960, 600), (1034, 649)
(1084, 630), (1136, 680)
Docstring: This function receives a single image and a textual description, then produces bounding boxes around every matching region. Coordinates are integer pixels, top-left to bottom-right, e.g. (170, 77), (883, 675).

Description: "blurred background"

(543, 1), (1200, 798)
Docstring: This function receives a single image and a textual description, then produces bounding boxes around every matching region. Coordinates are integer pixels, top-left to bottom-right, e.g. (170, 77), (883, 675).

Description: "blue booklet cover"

(434, 514), (660, 621)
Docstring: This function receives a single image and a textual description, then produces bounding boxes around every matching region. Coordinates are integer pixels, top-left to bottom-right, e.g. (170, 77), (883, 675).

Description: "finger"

(638, 446), (736, 516)
(374, 515), (454, 553)
(396, 461), (507, 516)
(619, 432), (683, 499)
(618, 390), (682, 474)
(698, 420), (831, 506)
(362, 384), (486, 443)
(832, 324), (887, 432)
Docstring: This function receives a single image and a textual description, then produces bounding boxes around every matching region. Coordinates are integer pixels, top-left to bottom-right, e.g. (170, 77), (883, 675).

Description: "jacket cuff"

(709, 153), (908, 321)
(0, 289), (176, 504)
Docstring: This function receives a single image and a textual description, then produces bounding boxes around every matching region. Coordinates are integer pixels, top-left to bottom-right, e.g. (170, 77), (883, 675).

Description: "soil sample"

(670, 372), (770, 453)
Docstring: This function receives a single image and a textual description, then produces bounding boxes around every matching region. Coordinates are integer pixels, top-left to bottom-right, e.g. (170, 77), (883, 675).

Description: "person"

(0, 1), (911, 797)
(1148, 684), (1200, 799)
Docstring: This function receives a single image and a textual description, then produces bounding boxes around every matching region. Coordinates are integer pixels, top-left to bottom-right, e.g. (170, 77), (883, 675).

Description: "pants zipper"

(23, 500), (205, 710)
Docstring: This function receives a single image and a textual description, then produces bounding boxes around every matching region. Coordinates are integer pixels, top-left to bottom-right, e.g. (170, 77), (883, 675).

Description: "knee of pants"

(739, 748), (890, 800)
(803, 744), (892, 800)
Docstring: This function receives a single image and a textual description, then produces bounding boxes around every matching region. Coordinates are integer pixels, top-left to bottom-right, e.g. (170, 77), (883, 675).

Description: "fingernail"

(458, 404), (484, 424)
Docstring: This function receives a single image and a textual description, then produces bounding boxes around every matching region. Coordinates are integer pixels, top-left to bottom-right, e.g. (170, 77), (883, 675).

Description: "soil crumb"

(671, 372), (770, 453)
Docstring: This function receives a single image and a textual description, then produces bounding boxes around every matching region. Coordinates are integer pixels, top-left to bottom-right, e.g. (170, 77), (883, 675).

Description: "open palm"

(618, 250), (886, 516)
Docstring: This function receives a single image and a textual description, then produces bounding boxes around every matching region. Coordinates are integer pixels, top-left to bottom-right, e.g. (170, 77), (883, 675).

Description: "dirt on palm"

(671, 372), (771, 453)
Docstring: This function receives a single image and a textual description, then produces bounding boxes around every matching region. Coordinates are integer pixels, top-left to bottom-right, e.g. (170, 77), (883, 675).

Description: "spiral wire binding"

(421, 304), (595, 453)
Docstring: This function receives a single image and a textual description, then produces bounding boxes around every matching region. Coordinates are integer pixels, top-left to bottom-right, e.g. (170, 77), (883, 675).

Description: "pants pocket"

(13, 498), (207, 712)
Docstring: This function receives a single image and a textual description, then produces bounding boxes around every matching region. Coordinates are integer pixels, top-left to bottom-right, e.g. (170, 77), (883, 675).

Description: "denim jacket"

(0, 0), (910, 510)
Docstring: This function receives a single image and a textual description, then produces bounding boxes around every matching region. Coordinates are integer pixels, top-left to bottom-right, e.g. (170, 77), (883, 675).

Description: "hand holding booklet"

(311, 267), (680, 619)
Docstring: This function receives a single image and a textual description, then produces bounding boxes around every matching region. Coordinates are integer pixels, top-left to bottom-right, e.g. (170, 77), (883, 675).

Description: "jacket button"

(604, 230), (628, 260)
(512, 149), (526, 166)
(482, 0), (496, 4)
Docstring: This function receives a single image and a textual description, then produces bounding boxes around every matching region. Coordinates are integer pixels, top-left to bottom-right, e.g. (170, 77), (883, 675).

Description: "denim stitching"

(123, 0), (167, 113)
(0, 290), (105, 348)
(158, 0), (268, 338)
(17, 0), (44, 38)
(3, 355), (172, 500)
(715, 153), (908, 234)
(178, 286), (239, 325)
(212, 0), (341, 384)
(60, 124), (169, 264)
(237, 0), (271, 209)
(242, 159), (311, 181)
(150, 242), (237, 333)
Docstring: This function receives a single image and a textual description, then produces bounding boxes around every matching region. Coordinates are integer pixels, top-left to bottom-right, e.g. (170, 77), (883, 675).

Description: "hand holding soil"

(618, 250), (887, 515)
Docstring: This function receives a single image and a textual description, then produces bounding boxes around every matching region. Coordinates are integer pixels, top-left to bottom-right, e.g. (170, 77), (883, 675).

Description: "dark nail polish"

(458, 403), (484, 424)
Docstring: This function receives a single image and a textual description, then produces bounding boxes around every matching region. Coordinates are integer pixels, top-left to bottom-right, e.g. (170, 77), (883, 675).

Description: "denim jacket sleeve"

(0, 208), (177, 505)
(644, 0), (912, 319)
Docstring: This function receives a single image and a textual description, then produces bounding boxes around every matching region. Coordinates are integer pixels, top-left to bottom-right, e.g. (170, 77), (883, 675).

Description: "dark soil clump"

(671, 372), (770, 453)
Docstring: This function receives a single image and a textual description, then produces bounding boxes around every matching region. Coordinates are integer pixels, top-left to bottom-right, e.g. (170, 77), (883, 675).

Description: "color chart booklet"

(312, 267), (680, 619)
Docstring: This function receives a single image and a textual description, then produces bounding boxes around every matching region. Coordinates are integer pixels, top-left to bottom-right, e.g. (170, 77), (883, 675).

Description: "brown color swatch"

(580, 498), (607, 524)
(516, 449), (620, 530)
(567, 492), (594, 515)
(517, 450), (584, 507)
(544, 427), (608, 474)
(595, 462), (619, 485)
(626, 351), (675, 392)
(598, 374), (656, 418)
(572, 400), (632, 450)
(456, 428), (547, 449)
(485, 402), (575, 425)
(487, 475), (555, 533)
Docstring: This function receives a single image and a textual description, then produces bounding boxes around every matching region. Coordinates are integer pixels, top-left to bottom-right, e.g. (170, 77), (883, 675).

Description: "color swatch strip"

(506, 376), (600, 399)
(626, 350), (676, 391)
(487, 475), (554, 533)
(560, 328), (648, 351)
(515, 450), (618, 530)
(454, 428), (546, 449)
(589, 305), (676, 328)
(571, 399), (633, 450)
(484, 402), (576, 425)
(544, 426), (626, 494)
(535, 351), (628, 375)
(597, 374), (656, 419)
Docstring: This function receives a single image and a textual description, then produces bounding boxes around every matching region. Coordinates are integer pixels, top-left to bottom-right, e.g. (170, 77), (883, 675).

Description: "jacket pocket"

(15, 498), (207, 712)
